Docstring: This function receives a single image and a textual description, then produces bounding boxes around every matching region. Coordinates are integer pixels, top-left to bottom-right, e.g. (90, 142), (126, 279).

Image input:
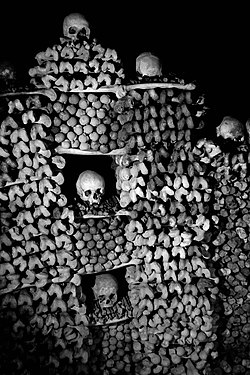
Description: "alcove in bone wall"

(61, 155), (117, 206)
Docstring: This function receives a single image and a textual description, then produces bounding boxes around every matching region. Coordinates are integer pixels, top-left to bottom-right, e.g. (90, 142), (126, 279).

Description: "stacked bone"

(72, 216), (131, 274)
(97, 322), (134, 374)
(0, 93), (70, 294)
(202, 117), (250, 375)
(0, 282), (91, 374)
(28, 13), (126, 154)
(51, 91), (128, 153)
(0, 84), (95, 373)
(115, 51), (206, 156)
(115, 54), (219, 374)
(29, 13), (124, 91)
(71, 215), (135, 327)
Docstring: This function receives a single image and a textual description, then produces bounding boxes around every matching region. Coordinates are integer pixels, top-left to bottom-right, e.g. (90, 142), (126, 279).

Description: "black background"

(0, 2), (249, 126)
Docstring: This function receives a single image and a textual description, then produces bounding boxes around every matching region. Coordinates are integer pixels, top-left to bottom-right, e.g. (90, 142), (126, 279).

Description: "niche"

(61, 154), (117, 207)
(77, 267), (132, 325)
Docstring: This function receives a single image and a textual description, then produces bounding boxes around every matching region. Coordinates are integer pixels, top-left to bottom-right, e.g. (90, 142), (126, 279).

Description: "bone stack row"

(50, 91), (127, 153)
(115, 86), (204, 155)
(112, 86), (218, 374)
(0, 53), (135, 374)
(29, 38), (124, 92)
(28, 35), (126, 154)
(0, 95), (74, 294)
(115, 86), (206, 208)
(2, 16), (250, 374)
(0, 95), (95, 372)
(91, 323), (134, 374)
(200, 140), (250, 375)
(0, 282), (93, 374)
(72, 216), (132, 275)
(0, 85), (217, 374)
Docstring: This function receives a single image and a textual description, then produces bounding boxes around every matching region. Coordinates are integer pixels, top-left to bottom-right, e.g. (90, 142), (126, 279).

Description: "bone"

(76, 170), (105, 207)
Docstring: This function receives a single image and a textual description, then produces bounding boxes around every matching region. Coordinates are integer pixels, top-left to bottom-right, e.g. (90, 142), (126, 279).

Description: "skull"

(136, 52), (162, 77)
(63, 12), (90, 40)
(76, 170), (105, 206)
(216, 116), (245, 141)
(93, 273), (118, 309)
(0, 60), (16, 90)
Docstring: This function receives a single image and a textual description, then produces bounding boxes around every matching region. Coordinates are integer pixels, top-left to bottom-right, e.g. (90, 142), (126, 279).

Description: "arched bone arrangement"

(1, 11), (250, 375)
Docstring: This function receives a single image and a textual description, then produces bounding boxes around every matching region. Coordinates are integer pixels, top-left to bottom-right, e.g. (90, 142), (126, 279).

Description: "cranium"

(0, 60), (16, 90)
(216, 116), (245, 141)
(76, 170), (105, 206)
(92, 273), (118, 309)
(136, 52), (162, 77)
(63, 12), (90, 40)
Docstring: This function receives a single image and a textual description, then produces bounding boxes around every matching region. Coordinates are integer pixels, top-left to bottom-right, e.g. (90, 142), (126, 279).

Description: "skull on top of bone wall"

(0, 60), (16, 91)
(92, 273), (118, 309)
(76, 170), (105, 206)
(63, 12), (90, 40)
(216, 116), (245, 142)
(136, 52), (162, 77)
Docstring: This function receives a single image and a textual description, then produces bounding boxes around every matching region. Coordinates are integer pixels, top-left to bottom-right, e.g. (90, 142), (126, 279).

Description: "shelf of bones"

(2, 10), (248, 375)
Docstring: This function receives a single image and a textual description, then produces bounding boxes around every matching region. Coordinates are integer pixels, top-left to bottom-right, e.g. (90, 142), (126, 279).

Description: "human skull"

(63, 12), (90, 40)
(93, 273), (118, 309)
(136, 52), (162, 77)
(216, 116), (245, 141)
(76, 170), (105, 206)
(0, 60), (16, 90)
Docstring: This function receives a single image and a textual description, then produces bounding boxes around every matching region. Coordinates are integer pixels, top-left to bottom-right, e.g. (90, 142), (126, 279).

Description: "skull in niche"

(63, 12), (90, 40)
(136, 52), (162, 77)
(216, 116), (245, 141)
(0, 60), (16, 90)
(76, 170), (105, 206)
(93, 273), (118, 309)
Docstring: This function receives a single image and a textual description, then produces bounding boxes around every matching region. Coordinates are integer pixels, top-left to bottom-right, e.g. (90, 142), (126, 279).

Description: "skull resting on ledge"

(216, 116), (245, 141)
(93, 273), (118, 309)
(63, 12), (90, 40)
(0, 60), (16, 90)
(76, 170), (105, 206)
(136, 52), (162, 77)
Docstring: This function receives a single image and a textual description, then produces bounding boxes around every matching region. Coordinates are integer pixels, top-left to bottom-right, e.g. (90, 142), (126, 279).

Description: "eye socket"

(98, 295), (106, 303)
(93, 189), (103, 200)
(69, 26), (78, 34)
(84, 190), (92, 197)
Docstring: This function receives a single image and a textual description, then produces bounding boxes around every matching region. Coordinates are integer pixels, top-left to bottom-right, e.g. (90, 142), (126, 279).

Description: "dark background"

(0, 2), (249, 126)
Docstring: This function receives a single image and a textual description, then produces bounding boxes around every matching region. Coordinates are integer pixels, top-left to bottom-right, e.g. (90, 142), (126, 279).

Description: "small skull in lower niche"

(216, 116), (245, 141)
(92, 273), (118, 309)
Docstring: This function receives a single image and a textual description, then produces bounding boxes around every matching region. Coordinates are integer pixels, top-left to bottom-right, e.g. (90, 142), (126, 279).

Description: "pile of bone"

(115, 142), (214, 241)
(0, 282), (91, 374)
(118, 149), (219, 374)
(125, 247), (218, 374)
(29, 13), (124, 92)
(50, 91), (126, 153)
(200, 117), (250, 374)
(27, 13), (127, 154)
(84, 322), (133, 374)
(125, 273), (216, 375)
(113, 81), (219, 373)
(114, 52), (206, 155)
(115, 92), (207, 211)
(72, 216), (132, 275)
(0, 95), (71, 295)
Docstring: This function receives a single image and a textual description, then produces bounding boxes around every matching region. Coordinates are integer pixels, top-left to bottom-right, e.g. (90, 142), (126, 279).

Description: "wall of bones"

(1, 11), (250, 375)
